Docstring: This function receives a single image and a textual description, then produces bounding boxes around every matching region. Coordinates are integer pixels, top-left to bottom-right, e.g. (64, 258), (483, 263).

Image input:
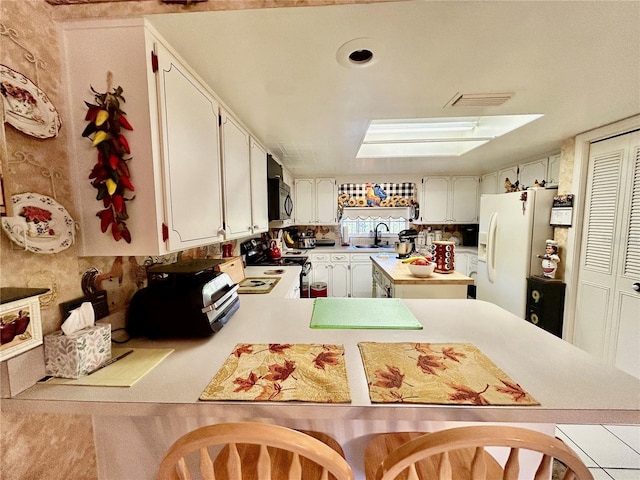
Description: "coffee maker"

(397, 229), (418, 257)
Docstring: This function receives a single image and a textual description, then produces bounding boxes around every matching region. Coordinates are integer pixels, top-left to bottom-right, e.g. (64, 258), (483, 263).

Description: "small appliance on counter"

(315, 238), (336, 247)
(397, 229), (418, 255)
(127, 259), (239, 339)
(297, 230), (316, 249)
(462, 224), (479, 246)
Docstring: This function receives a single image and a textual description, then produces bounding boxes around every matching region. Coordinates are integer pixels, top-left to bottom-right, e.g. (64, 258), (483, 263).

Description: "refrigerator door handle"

(487, 212), (498, 283)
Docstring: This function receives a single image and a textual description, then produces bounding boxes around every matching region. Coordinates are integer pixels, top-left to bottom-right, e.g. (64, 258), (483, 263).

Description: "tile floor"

(556, 424), (640, 479)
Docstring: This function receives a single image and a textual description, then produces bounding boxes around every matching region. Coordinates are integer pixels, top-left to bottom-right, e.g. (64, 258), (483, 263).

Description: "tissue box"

(44, 324), (111, 378)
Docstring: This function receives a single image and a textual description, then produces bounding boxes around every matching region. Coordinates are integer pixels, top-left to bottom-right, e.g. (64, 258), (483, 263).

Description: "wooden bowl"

(408, 262), (436, 277)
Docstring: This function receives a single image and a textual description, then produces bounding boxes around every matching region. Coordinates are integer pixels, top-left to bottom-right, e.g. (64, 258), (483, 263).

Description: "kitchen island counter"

(5, 298), (637, 422)
(4, 298), (638, 479)
(371, 255), (473, 285)
(371, 255), (472, 298)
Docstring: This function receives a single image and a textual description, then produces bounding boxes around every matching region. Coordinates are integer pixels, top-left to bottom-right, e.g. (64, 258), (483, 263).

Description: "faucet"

(374, 222), (389, 246)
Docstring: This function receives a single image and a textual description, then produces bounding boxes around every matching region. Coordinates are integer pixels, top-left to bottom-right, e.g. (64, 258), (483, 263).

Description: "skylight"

(356, 114), (543, 158)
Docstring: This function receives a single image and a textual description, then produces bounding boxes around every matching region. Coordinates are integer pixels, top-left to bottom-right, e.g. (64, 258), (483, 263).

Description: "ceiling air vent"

(445, 92), (514, 108)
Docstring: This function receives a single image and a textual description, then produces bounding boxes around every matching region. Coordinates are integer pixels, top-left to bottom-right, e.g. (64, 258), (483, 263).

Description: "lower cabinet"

(526, 277), (566, 338)
(350, 254), (374, 298)
(310, 252), (373, 297)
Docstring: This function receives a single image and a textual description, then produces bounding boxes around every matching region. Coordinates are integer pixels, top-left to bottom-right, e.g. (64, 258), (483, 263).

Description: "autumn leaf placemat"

(199, 343), (351, 403)
(358, 342), (539, 406)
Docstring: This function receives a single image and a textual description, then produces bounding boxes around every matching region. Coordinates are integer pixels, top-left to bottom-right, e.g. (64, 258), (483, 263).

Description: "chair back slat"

(226, 443), (241, 479)
(288, 452), (302, 480)
(437, 451), (451, 480)
(199, 447), (215, 480)
(177, 458), (192, 480)
(470, 446), (486, 480)
(407, 464), (419, 480)
(533, 454), (552, 480)
(256, 444), (271, 479)
(502, 447), (520, 480)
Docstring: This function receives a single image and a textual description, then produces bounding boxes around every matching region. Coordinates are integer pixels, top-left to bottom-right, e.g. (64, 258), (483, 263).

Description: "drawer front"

(350, 253), (372, 263)
(331, 253), (349, 262)
(311, 253), (330, 262)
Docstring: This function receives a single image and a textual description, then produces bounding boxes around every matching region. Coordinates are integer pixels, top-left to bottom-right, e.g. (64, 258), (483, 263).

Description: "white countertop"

(5, 298), (638, 425)
(242, 266), (301, 298)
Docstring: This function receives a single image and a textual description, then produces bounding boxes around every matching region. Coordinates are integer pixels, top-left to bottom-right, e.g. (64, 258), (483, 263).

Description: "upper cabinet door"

(450, 176), (479, 223)
(480, 172), (499, 196)
(421, 177), (450, 223)
(249, 138), (269, 233)
(154, 41), (225, 251)
(497, 166), (519, 192)
(220, 109), (252, 239)
(315, 178), (337, 223)
(519, 157), (548, 189)
(547, 154), (561, 186)
(294, 179), (315, 224)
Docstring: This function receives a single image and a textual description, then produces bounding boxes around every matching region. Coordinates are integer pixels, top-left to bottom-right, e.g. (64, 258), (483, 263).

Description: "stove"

(241, 239), (312, 297)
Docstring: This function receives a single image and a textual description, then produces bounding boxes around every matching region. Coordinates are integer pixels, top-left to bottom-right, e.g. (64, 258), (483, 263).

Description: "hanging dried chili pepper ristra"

(84, 80), (135, 243)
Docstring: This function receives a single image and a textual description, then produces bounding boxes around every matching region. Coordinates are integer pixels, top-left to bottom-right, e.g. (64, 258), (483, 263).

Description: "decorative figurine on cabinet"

(537, 239), (560, 279)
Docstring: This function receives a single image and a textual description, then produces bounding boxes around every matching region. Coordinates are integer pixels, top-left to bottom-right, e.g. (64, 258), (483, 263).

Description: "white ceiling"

(147, 0), (640, 178)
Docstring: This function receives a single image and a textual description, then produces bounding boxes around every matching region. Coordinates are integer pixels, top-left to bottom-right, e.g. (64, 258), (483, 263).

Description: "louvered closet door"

(574, 131), (640, 378)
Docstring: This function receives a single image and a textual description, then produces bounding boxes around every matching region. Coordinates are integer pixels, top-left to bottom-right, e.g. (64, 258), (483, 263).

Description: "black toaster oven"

(127, 261), (239, 339)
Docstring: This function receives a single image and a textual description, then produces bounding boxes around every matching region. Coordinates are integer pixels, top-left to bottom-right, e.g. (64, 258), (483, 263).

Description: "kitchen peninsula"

(371, 255), (473, 298)
(3, 298), (638, 480)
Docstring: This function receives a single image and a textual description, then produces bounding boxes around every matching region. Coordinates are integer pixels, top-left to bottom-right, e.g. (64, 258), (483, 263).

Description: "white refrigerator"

(477, 188), (556, 318)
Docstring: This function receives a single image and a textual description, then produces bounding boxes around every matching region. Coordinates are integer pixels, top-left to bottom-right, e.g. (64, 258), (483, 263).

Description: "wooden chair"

(365, 425), (593, 480)
(156, 422), (354, 480)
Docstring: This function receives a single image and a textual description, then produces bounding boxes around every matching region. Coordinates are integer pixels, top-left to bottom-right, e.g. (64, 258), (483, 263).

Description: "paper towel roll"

(341, 226), (349, 243)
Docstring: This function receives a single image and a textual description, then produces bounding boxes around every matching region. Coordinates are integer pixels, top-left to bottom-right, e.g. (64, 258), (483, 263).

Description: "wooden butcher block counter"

(371, 255), (473, 299)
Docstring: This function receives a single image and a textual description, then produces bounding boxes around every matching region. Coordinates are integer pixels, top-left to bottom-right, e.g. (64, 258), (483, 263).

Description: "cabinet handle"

(633, 282), (640, 292)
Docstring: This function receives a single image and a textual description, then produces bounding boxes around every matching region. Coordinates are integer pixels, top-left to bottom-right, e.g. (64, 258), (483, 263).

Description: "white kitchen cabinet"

(249, 138), (269, 234)
(547, 153), (561, 186)
(310, 252), (372, 297)
(455, 252), (469, 277)
(372, 263), (393, 298)
(63, 19), (225, 256)
(220, 109), (253, 239)
(294, 179), (314, 224)
(350, 253), (373, 298)
(418, 176), (479, 224)
(480, 172), (499, 196)
(519, 157), (548, 189)
(497, 166), (519, 192)
(294, 178), (338, 224)
(329, 254), (350, 297)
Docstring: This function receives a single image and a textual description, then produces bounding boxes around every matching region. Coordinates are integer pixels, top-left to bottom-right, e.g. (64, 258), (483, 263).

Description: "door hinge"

(162, 223), (169, 242)
(151, 51), (158, 73)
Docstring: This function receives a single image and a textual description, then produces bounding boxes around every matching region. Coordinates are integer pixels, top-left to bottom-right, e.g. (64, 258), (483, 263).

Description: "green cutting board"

(310, 298), (423, 330)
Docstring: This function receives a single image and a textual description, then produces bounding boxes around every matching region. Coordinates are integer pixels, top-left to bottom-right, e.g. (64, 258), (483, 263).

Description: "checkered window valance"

(339, 182), (414, 199)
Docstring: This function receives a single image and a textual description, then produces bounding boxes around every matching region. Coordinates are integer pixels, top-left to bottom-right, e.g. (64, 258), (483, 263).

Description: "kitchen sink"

(354, 244), (393, 249)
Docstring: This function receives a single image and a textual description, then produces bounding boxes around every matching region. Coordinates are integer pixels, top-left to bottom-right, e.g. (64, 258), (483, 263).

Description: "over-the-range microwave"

(268, 178), (293, 221)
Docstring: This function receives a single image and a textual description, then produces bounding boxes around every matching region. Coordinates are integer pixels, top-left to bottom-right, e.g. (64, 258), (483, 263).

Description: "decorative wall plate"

(1, 193), (75, 254)
(0, 64), (62, 139)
